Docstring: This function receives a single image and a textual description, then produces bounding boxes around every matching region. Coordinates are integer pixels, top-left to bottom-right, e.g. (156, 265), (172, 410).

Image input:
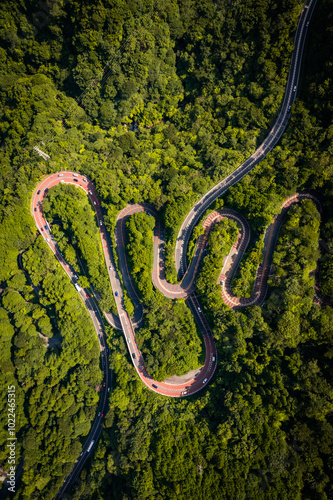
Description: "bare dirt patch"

(163, 367), (202, 385)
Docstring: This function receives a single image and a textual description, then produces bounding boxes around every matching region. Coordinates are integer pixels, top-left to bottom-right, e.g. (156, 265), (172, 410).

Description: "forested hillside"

(0, 0), (333, 499)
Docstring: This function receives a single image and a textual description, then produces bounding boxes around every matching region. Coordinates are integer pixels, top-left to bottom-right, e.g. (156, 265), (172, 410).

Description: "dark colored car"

(40, 228), (44, 231)
(44, 225), (47, 230)
(152, 384), (158, 389)
(115, 291), (118, 297)
(74, 178), (78, 182)
(34, 208), (37, 212)
(132, 353), (136, 359)
(37, 190), (40, 195)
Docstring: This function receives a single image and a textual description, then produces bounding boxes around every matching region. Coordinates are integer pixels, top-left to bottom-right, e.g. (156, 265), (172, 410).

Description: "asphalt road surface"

(26, 1), (318, 497)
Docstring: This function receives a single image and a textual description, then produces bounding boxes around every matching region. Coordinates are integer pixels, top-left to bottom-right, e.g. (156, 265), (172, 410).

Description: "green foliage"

(0, 236), (103, 498)
(196, 217), (239, 319)
(43, 183), (117, 313)
(126, 212), (203, 381)
(126, 212), (155, 302)
(267, 200), (321, 347)
(0, 0), (333, 498)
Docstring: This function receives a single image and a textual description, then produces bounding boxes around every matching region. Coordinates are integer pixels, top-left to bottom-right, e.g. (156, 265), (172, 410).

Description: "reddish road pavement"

(31, 174), (321, 397)
(31, 172), (217, 398)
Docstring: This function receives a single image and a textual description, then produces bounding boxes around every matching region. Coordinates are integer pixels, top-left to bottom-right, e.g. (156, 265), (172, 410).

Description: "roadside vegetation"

(125, 212), (203, 381)
(42, 183), (117, 314)
(1, 237), (102, 498)
(0, 0), (332, 499)
(196, 218), (239, 319)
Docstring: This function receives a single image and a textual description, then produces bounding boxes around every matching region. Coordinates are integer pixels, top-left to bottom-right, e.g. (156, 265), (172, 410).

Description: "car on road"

(89, 190), (93, 195)
(115, 291), (118, 296)
(37, 190), (40, 195)
(197, 307), (202, 313)
(220, 280), (223, 285)
(202, 378), (208, 384)
(293, 86), (297, 91)
(147, 212), (152, 216)
(74, 178), (78, 182)
(86, 294), (89, 299)
(99, 220), (102, 225)
(83, 178), (87, 183)
(212, 356), (215, 362)
(109, 266), (112, 270)
(108, 387), (110, 392)
(101, 413), (104, 418)
(288, 106), (291, 112)
(98, 412), (101, 416)
(132, 353), (136, 359)
(73, 173), (78, 177)
(152, 384), (158, 389)
(44, 225), (48, 230)
(306, 21), (309, 26)
(127, 338), (131, 343)
(93, 201), (96, 205)
(181, 391), (187, 395)
(40, 227), (44, 231)
(44, 188), (48, 193)
(58, 174), (64, 177)
(34, 207), (37, 212)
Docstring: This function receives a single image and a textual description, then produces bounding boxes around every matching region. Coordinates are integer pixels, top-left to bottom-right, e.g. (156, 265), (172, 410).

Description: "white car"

(202, 378), (207, 384)
(109, 266), (112, 270)
(93, 201), (96, 205)
(98, 412), (101, 416)
(198, 307), (202, 313)
(83, 178), (87, 183)
(100, 220), (102, 225)
(293, 86), (297, 91)
(89, 190), (93, 195)
(58, 174), (64, 177)
(73, 173), (78, 177)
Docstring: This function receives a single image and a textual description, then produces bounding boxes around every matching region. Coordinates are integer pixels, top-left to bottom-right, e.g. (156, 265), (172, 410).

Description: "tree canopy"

(0, 0), (333, 498)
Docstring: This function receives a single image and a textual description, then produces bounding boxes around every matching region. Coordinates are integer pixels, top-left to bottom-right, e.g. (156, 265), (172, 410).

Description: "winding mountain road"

(174, 0), (317, 280)
(28, 0), (320, 497)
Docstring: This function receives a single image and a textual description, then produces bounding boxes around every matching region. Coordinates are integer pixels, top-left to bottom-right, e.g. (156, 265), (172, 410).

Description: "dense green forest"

(125, 212), (203, 380)
(42, 183), (117, 313)
(0, 0), (333, 499)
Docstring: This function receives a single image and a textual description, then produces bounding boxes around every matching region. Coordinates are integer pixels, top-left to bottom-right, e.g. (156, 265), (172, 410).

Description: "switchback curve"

(31, 174), (322, 400)
(28, 1), (320, 497)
